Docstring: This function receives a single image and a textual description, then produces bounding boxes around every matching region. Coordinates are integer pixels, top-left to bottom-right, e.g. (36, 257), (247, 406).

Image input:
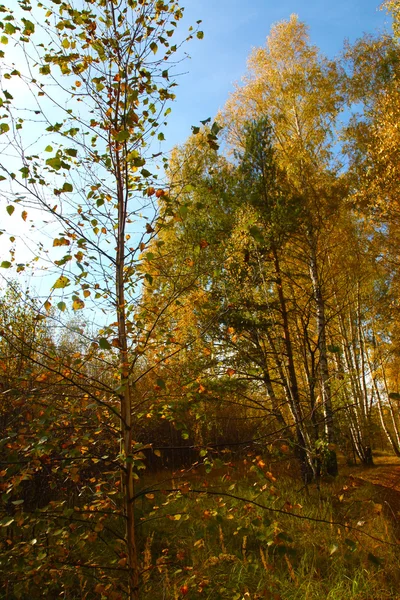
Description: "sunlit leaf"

(52, 275), (70, 289)
(72, 298), (85, 311)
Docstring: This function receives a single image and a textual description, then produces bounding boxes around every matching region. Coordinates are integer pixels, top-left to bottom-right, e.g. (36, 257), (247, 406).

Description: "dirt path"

(347, 455), (400, 492)
(345, 455), (400, 534)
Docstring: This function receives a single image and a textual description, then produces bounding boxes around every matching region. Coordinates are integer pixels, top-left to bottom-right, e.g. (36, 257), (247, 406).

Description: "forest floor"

(344, 453), (400, 536)
(347, 453), (400, 490)
(136, 454), (400, 599)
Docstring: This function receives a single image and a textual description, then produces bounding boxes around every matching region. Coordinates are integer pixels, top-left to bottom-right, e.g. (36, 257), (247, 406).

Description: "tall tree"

(0, 1), (201, 597)
(223, 15), (345, 475)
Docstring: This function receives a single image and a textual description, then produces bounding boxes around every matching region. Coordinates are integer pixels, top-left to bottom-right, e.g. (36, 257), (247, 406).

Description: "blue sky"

(0, 0), (392, 305)
(166, 0), (392, 147)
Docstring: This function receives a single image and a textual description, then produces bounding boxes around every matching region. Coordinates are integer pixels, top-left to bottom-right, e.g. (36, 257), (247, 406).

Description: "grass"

(136, 458), (400, 600)
(2, 455), (399, 599)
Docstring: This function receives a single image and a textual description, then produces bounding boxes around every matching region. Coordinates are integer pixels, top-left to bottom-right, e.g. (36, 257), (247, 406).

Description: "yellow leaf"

(53, 237), (70, 247)
(72, 299), (85, 311)
(52, 275), (70, 289)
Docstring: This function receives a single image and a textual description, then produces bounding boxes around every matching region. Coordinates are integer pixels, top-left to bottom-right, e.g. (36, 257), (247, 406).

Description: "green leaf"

(39, 65), (51, 75)
(249, 226), (264, 244)
(65, 148), (77, 157)
(368, 553), (383, 566)
(115, 130), (130, 142)
(45, 145), (53, 152)
(179, 205), (188, 219)
(6, 205), (14, 216)
(21, 18), (35, 35)
(52, 275), (70, 289)
(4, 23), (16, 35)
(62, 182), (73, 193)
(99, 338), (111, 350)
(150, 42), (158, 54)
(156, 378), (166, 389)
(46, 157), (62, 170)
(197, 31), (204, 39)
(344, 539), (357, 553)
(0, 261), (11, 268)
(0, 122), (9, 134)
(211, 121), (222, 136)
(327, 345), (341, 353)
(57, 301), (66, 312)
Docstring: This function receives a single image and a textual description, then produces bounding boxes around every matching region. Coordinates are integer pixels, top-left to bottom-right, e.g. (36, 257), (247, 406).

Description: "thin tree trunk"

(263, 367), (287, 428)
(272, 247), (314, 482)
(308, 237), (337, 476)
(378, 356), (400, 454)
(338, 311), (373, 466)
(374, 379), (400, 456)
(116, 156), (139, 600)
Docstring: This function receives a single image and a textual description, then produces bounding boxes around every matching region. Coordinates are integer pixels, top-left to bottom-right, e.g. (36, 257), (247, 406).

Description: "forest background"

(1, 0), (400, 599)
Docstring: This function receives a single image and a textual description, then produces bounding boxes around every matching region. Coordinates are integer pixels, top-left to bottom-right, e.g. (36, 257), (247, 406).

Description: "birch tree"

(223, 15), (345, 475)
(0, 1), (200, 597)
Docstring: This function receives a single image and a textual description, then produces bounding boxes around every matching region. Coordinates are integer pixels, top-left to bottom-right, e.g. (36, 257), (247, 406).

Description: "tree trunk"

(272, 247), (314, 482)
(308, 237), (338, 476)
(116, 158), (139, 600)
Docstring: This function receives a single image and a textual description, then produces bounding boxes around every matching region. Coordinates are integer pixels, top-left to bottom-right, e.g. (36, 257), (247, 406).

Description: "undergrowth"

(136, 461), (399, 600)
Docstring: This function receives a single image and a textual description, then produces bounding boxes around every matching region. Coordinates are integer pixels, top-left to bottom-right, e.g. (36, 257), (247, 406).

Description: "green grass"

(2, 458), (399, 599)
(136, 464), (400, 600)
